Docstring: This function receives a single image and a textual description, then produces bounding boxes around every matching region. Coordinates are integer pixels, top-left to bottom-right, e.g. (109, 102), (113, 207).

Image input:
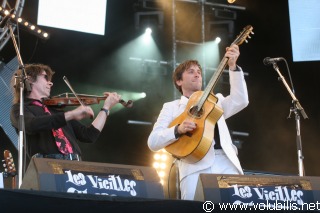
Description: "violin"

(43, 93), (133, 108)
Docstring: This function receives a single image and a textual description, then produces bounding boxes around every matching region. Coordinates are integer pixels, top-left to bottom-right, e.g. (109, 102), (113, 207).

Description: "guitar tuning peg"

(245, 40), (248, 43)
(251, 31), (255, 34)
(248, 35), (251, 39)
(2, 163), (6, 168)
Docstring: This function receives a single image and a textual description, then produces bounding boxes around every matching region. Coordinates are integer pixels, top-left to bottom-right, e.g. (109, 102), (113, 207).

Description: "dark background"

(1, 0), (319, 179)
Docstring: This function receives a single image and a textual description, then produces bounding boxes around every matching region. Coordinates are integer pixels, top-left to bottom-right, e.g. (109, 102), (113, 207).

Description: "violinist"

(10, 63), (121, 166)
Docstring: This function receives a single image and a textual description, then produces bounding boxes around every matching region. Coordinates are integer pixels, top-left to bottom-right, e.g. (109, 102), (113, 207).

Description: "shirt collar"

(179, 95), (189, 106)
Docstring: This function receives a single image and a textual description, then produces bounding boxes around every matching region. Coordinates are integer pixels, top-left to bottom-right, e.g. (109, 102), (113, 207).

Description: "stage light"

(128, 91), (147, 100)
(152, 149), (172, 185)
(140, 92), (146, 98)
(227, 0), (236, 3)
(145, 27), (152, 35)
(161, 154), (167, 161)
(0, 7), (50, 40)
(215, 37), (221, 43)
(160, 163), (166, 169)
(143, 28), (152, 44)
(154, 153), (160, 160)
(134, 11), (164, 31)
(153, 162), (159, 169)
(158, 171), (165, 178)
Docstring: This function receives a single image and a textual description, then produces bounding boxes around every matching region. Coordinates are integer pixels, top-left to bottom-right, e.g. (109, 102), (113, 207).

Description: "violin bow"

(62, 76), (86, 107)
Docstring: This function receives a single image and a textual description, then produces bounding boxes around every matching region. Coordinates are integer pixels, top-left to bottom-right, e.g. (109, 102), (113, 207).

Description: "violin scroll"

(120, 99), (133, 108)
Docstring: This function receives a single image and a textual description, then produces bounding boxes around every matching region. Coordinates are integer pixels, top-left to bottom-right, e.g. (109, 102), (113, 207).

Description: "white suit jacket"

(148, 70), (249, 180)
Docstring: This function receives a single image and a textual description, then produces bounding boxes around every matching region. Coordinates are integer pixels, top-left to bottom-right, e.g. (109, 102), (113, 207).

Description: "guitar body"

(165, 91), (223, 163)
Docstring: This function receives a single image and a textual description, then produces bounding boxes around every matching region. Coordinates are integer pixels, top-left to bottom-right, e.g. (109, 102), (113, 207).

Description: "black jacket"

(10, 98), (101, 160)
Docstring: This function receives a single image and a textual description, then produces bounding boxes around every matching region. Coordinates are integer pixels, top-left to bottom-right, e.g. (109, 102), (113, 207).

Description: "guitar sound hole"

(188, 106), (203, 118)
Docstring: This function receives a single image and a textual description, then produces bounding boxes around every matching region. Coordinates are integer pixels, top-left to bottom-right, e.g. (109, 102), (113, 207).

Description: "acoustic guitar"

(2, 150), (17, 188)
(165, 25), (254, 163)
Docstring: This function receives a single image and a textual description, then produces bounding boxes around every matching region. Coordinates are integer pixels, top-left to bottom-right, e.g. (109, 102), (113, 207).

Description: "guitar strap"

(214, 125), (222, 149)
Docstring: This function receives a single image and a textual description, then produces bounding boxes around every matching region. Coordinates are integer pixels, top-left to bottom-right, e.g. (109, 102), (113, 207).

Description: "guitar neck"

(198, 56), (229, 108)
(197, 25), (253, 110)
(12, 176), (16, 189)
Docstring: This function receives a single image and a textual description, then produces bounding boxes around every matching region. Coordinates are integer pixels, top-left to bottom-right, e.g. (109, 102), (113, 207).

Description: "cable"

(282, 58), (295, 95)
(167, 158), (179, 199)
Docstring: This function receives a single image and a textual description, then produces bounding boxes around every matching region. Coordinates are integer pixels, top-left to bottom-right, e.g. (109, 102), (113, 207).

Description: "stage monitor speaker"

(195, 174), (320, 207)
(21, 158), (164, 199)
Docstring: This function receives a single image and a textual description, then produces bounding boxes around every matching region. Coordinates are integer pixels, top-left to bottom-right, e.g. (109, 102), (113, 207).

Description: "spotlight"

(153, 162), (159, 168)
(215, 37), (221, 43)
(140, 92), (146, 98)
(142, 29), (152, 44)
(145, 27), (152, 35)
(227, 0), (236, 3)
(154, 153), (160, 160)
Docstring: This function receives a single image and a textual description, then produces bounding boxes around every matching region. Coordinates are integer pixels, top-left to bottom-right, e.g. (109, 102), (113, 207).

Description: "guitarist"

(148, 44), (249, 200)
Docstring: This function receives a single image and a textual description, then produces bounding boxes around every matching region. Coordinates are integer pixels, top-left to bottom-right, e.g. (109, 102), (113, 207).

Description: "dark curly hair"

(11, 64), (55, 104)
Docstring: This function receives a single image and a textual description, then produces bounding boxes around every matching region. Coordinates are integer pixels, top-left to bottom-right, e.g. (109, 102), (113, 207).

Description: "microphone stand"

(271, 62), (308, 177)
(8, 22), (31, 188)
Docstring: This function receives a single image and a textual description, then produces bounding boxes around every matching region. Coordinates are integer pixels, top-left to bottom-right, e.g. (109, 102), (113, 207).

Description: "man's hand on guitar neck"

(225, 44), (240, 71)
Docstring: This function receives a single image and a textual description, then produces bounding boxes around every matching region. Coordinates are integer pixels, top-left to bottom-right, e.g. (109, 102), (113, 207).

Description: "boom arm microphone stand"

(7, 22), (31, 188)
(1, 9), (50, 187)
(271, 61), (308, 177)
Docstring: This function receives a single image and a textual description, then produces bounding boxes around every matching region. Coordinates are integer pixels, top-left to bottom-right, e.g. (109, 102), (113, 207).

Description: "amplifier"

(195, 174), (320, 208)
(20, 158), (164, 199)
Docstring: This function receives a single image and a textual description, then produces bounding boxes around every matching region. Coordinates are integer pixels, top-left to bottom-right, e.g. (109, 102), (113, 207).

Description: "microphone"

(263, 57), (284, 66)
(0, 9), (15, 28)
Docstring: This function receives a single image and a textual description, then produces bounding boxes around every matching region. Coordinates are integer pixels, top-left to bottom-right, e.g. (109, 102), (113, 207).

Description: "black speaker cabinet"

(21, 158), (164, 199)
(195, 174), (320, 208)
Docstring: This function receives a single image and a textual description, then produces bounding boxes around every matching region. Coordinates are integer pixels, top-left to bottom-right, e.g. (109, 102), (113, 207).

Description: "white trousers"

(180, 149), (240, 200)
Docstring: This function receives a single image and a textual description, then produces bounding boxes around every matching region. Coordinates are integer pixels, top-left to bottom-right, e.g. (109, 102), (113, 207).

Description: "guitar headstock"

(2, 150), (16, 177)
(232, 25), (254, 46)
